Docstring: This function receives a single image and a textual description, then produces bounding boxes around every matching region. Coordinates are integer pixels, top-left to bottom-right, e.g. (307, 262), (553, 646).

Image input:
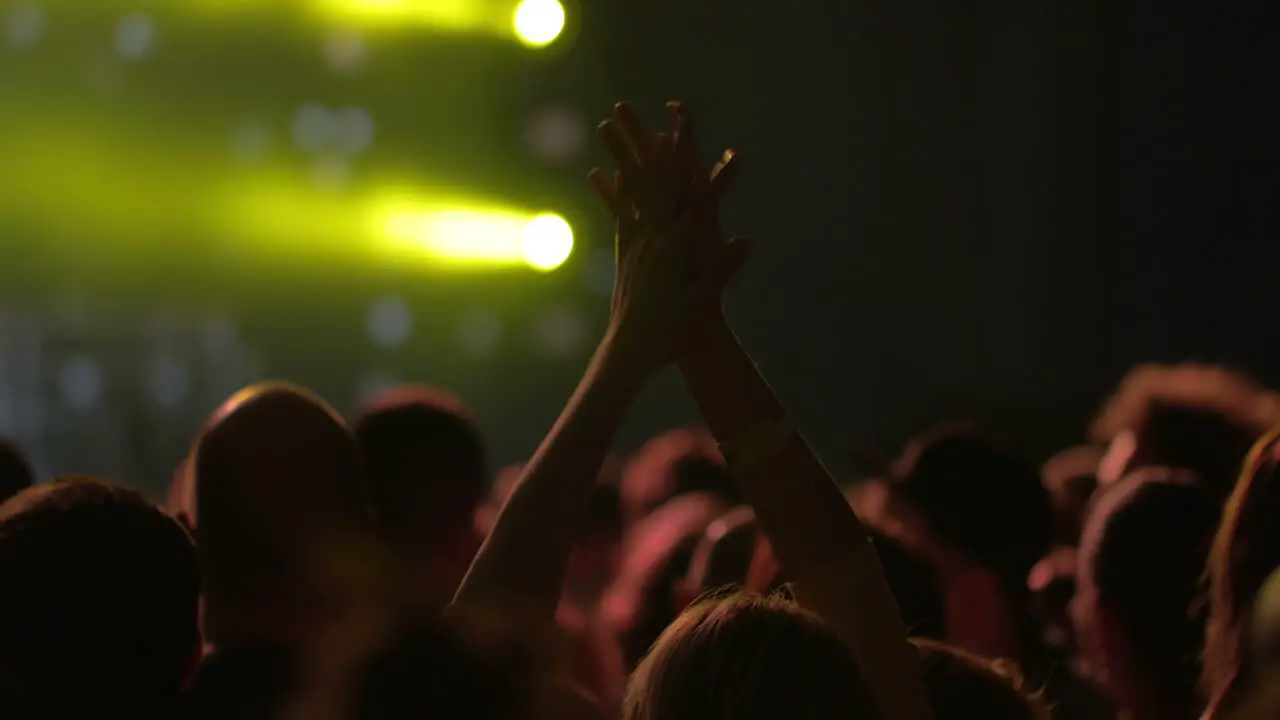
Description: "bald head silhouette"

(193, 382), (369, 647)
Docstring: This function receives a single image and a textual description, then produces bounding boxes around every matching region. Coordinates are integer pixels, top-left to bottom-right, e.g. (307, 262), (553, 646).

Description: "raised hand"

(588, 102), (750, 364)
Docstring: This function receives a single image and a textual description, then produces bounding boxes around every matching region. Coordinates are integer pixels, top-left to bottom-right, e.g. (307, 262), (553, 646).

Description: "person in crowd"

(354, 384), (488, 610)
(1203, 428), (1280, 718)
(887, 427), (1054, 673)
(601, 491), (729, 668)
(1072, 471), (1219, 720)
(0, 437), (34, 504)
(620, 427), (741, 528)
(1041, 445), (1103, 545)
(912, 638), (1050, 719)
(455, 100), (929, 719)
(167, 455), (194, 531)
(182, 382), (371, 720)
(680, 505), (759, 599)
(0, 477), (200, 720)
(477, 461), (627, 709)
(1091, 363), (1280, 497)
(623, 592), (880, 720)
(348, 621), (523, 720)
(744, 524), (945, 641)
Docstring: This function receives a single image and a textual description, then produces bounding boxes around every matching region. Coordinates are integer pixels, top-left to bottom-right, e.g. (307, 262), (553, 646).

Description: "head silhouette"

(1092, 364), (1278, 496)
(0, 477), (199, 719)
(194, 382), (369, 648)
(354, 384), (487, 607)
(1074, 470), (1217, 719)
(913, 638), (1050, 720)
(621, 429), (740, 527)
(623, 592), (879, 720)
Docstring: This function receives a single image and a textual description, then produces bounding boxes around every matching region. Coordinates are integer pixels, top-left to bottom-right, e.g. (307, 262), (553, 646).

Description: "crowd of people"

(2, 102), (1279, 719)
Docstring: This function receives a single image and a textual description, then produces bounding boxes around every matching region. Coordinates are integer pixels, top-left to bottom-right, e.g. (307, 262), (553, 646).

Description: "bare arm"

(452, 102), (716, 637)
(678, 318), (932, 720)
(451, 331), (648, 624)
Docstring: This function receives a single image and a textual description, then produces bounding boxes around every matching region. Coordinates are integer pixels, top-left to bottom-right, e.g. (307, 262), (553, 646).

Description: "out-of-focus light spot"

(522, 214), (574, 271)
(514, 0), (565, 47)
(292, 103), (336, 153)
(149, 356), (189, 408)
(356, 369), (400, 405)
(230, 117), (273, 164)
(584, 248), (615, 297)
(7, 4), (45, 52)
(312, 154), (350, 191)
(201, 315), (238, 355)
(533, 306), (586, 358)
(458, 309), (501, 358)
(380, 205), (574, 271)
(323, 29), (365, 73)
(114, 12), (155, 60)
(59, 356), (102, 412)
(367, 296), (412, 348)
(334, 106), (374, 155)
(526, 106), (585, 164)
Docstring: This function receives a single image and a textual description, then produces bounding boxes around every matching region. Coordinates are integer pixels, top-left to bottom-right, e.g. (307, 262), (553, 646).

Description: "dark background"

(1, 0), (1277, 494)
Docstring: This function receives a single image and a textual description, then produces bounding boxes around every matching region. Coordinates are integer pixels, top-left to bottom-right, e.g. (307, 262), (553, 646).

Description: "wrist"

(595, 323), (661, 390)
(677, 309), (734, 365)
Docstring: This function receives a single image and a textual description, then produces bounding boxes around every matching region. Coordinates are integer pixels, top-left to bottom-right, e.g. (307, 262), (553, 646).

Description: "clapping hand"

(588, 102), (750, 368)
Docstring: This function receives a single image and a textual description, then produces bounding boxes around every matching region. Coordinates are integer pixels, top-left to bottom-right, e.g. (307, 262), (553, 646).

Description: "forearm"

(453, 331), (647, 623)
(677, 318), (869, 576)
(678, 317), (931, 720)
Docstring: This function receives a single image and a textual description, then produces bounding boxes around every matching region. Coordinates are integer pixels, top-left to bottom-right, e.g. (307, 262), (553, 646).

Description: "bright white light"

(7, 4), (45, 52)
(367, 296), (413, 348)
(114, 12), (156, 60)
(521, 214), (574, 271)
(514, 0), (565, 47)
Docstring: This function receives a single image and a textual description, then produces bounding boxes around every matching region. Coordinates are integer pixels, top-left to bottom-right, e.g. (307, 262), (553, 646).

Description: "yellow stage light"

(521, 213), (574, 270)
(513, 0), (565, 47)
(381, 205), (573, 271)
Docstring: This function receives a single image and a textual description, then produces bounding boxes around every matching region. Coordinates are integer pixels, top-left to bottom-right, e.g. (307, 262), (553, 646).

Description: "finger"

(710, 149), (741, 201)
(664, 102), (682, 137)
(588, 167), (619, 216)
(657, 131), (673, 157)
(614, 171), (640, 250)
(668, 103), (697, 171)
(614, 102), (657, 169)
(598, 119), (642, 177)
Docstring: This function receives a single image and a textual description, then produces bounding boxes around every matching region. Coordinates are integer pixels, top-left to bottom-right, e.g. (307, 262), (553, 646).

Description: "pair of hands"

(588, 101), (750, 371)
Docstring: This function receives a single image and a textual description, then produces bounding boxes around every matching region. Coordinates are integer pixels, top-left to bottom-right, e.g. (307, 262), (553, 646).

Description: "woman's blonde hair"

(622, 591), (878, 720)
